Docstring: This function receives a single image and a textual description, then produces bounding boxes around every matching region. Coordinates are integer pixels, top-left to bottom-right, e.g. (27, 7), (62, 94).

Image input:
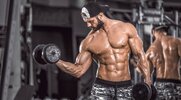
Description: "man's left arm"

(178, 39), (181, 57)
(127, 23), (151, 86)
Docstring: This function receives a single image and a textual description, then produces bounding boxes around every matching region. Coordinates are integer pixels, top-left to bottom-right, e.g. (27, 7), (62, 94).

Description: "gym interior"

(0, 0), (181, 100)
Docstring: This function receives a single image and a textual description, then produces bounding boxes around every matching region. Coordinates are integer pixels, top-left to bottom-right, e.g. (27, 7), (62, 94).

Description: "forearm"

(131, 55), (151, 84)
(138, 55), (152, 85)
(130, 58), (142, 74)
(56, 60), (83, 78)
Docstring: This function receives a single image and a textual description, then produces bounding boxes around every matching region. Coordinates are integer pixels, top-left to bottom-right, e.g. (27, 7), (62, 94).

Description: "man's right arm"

(127, 23), (151, 85)
(146, 47), (157, 69)
(56, 40), (93, 78)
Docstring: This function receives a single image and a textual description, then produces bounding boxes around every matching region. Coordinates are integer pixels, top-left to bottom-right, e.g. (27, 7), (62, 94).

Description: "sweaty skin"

(146, 31), (181, 80)
(56, 13), (151, 85)
(146, 39), (164, 78)
(161, 36), (181, 80)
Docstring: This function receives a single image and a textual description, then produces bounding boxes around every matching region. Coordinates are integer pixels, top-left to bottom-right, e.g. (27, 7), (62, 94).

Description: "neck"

(155, 34), (163, 40)
(101, 16), (109, 28)
(102, 18), (113, 32)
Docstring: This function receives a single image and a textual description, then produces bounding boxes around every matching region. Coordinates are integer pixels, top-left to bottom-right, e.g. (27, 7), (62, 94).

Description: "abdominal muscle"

(96, 53), (131, 82)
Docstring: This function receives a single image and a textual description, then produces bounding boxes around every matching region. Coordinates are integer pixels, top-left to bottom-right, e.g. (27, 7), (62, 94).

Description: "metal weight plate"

(150, 85), (157, 100)
(43, 44), (61, 64)
(132, 83), (152, 100)
(32, 44), (47, 65)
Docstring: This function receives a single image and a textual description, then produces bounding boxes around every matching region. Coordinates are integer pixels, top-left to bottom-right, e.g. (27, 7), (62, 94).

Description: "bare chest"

(88, 31), (129, 55)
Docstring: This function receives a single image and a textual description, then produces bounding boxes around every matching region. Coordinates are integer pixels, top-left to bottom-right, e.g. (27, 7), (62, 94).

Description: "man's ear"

(98, 12), (104, 19)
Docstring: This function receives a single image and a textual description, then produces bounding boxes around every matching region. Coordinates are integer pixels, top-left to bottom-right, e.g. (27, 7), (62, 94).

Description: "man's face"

(83, 14), (104, 31)
(84, 17), (99, 29)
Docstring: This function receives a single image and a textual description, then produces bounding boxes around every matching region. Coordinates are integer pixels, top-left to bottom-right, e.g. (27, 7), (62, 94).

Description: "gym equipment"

(132, 83), (157, 100)
(32, 44), (61, 64)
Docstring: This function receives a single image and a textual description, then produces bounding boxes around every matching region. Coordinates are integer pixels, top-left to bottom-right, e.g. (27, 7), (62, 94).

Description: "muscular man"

(146, 25), (181, 100)
(56, 2), (151, 99)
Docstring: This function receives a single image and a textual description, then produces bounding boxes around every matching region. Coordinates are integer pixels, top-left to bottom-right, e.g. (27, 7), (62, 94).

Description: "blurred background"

(0, 0), (181, 100)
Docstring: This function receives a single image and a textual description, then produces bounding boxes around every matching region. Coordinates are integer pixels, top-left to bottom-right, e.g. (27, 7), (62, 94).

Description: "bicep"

(146, 50), (156, 68)
(127, 23), (144, 56)
(75, 51), (92, 73)
(129, 36), (144, 57)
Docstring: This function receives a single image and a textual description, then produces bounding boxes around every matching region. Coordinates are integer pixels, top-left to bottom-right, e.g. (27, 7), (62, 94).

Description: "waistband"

(94, 78), (132, 87)
(156, 78), (181, 84)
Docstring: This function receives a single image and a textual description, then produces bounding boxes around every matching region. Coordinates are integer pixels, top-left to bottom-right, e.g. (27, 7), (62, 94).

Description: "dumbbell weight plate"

(150, 85), (157, 100)
(132, 83), (152, 100)
(42, 44), (61, 64)
(32, 44), (47, 65)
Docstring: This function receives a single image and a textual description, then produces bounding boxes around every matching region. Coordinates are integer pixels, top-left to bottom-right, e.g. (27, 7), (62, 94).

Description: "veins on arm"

(127, 23), (151, 84)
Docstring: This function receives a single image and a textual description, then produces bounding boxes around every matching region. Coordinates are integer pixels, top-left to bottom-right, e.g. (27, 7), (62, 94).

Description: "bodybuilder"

(146, 25), (181, 100)
(56, 2), (151, 99)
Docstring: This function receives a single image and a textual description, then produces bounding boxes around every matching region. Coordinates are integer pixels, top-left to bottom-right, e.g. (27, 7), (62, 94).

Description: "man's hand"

(130, 57), (152, 87)
(145, 78), (152, 87)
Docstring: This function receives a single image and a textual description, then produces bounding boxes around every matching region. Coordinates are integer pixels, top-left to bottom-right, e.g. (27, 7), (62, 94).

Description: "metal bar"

(110, 8), (132, 13)
(160, 7), (164, 23)
(164, 15), (176, 25)
(0, 0), (21, 99)
(25, 4), (34, 86)
(143, 9), (161, 16)
(163, 2), (181, 8)
(137, 21), (164, 25)
(139, 6), (143, 22)
(0, 0), (14, 98)
(134, 23), (143, 84)
(175, 10), (179, 37)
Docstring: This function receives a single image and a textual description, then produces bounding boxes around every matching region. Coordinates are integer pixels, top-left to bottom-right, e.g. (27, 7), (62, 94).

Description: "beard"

(92, 17), (104, 32)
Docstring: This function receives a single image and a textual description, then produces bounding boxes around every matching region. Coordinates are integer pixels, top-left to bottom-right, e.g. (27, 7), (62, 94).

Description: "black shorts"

(89, 78), (133, 100)
(155, 78), (181, 100)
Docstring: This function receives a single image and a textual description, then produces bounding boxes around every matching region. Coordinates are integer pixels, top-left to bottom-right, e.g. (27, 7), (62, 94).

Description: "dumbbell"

(32, 44), (61, 64)
(132, 83), (157, 100)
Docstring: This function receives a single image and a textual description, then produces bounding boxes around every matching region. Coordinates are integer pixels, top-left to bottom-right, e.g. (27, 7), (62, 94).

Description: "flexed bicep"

(56, 51), (92, 78)
(75, 51), (93, 76)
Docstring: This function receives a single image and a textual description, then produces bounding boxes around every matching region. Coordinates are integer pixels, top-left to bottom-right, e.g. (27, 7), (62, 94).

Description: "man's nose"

(87, 23), (91, 27)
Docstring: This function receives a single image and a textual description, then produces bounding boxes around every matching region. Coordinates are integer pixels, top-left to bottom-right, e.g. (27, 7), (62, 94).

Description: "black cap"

(152, 25), (169, 32)
(81, 2), (104, 21)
